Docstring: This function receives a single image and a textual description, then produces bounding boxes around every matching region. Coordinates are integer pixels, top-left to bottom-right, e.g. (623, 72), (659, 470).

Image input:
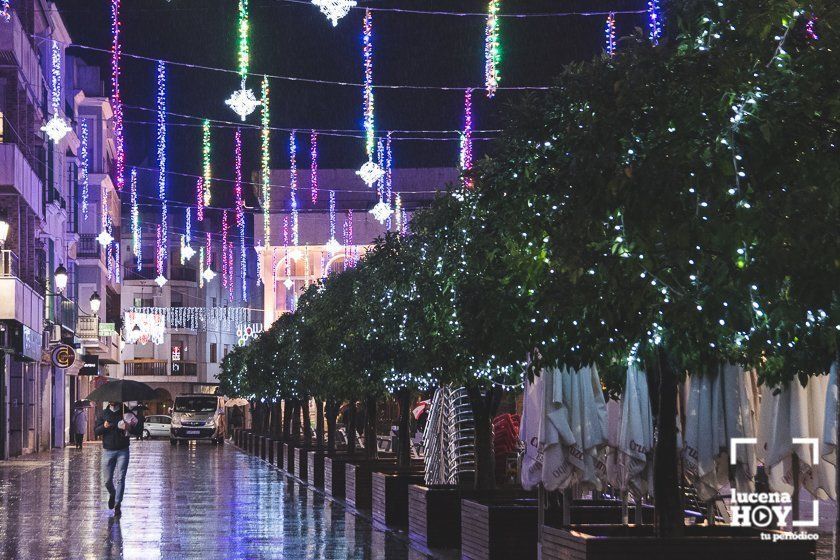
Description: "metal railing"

(76, 315), (99, 340)
(170, 267), (197, 282)
(76, 234), (101, 259)
(124, 360), (169, 377)
(171, 361), (198, 376)
(0, 250), (20, 277)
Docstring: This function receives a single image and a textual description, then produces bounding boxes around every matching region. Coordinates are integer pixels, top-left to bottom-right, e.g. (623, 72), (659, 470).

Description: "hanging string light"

(460, 88), (474, 188)
(202, 231), (216, 282)
(647, 0), (662, 46)
(155, 225), (166, 286)
(484, 0), (501, 98)
(110, 0), (125, 190)
(199, 247), (205, 288)
(325, 190), (341, 253)
(202, 120), (211, 206)
(260, 76), (270, 244)
(156, 61), (168, 277)
(344, 210), (354, 266)
(310, 130), (319, 205)
(289, 131), (299, 245)
(182, 207), (195, 262)
(605, 12), (616, 56)
(41, 39), (71, 142)
(394, 193), (403, 234)
(97, 182), (114, 247)
(312, 0), (357, 27)
(80, 119), (90, 220)
(226, 0), (260, 120)
(356, 9), (385, 186)
(385, 132), (393, 229)
(222, 211), (229, 291)
(227, 240), (235, 301)
(130, 168), (141, 271)
(196, 178), (204, 222)
(370, 138), (391, 223)
(283, 216), (291, 289)
(1, 1), (10, 22)
(235, 128), (247, 300)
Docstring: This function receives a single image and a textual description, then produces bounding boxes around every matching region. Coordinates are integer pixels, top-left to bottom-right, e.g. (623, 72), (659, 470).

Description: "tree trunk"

(468, 386), (498, 491)
(270, 402), (281, 439)
(397, 389), (412, 468)
(365, 395), (378, 460)
(315, 399), (325, 451)
(326, 399), (338, 454)
(653, 347), (684, 538)
(301, 397), (313, 447)
(282, 399), (293, 442)
(347, 401), (357, 455)
(291, 399), (301, 446)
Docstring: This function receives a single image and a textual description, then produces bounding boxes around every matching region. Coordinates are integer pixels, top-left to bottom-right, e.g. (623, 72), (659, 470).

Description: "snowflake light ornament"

(283, 277), (294, 290)
(154, 274), (168, 287)
(96, 230), (114, 246)
(181, 245), (196, 262)
(202, 267), (216, 282)
(325, 237), (342, 254)
(226, 87), (260, 121)
(41, 116), (72, 143)
(312, 0), (357, 26)
(370, 200), (392, 223)
(356, 159), (385, 186)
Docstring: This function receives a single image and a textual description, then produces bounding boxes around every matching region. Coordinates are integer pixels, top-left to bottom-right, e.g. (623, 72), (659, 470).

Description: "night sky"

(53, 0), (646, 215)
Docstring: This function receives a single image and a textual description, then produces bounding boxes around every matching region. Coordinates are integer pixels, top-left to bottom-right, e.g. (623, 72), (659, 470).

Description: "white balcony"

(0, 251), (44, 332)
(0, 11), (47, 109)
(0, 143), (43, 215)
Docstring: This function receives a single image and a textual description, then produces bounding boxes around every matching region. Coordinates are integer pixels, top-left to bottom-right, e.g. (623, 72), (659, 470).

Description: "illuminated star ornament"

(41, 39), (71, 142)
(312, 0), (356, 26)
(226, 0), (260, 121)
(356, 9), (384, 187)
(370, 200), (392, 224)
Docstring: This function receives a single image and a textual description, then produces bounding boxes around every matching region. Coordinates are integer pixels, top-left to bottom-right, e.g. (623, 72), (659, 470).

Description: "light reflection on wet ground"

(0, 440), (431, 559)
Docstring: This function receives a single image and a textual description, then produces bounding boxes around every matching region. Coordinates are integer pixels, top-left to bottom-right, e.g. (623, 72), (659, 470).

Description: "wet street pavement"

(0, 440), (432, 560)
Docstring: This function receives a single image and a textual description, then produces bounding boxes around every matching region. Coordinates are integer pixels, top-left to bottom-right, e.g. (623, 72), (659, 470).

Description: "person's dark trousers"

(74, 433), (83, 449)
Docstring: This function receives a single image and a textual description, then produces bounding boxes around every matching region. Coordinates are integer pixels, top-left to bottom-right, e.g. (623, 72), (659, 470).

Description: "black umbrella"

(84, 379), (157, 403)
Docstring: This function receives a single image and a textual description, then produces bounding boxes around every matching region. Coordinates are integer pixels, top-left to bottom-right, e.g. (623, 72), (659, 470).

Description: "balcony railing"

(124, 360), (169, 377)
(0, 250), (20, 277)
(170, 267), (197, 283)
(76, 315), (99, 340)
(76, 234), (102, 260)
(171, 361), (198, 376)
(47, 295), (77, 333)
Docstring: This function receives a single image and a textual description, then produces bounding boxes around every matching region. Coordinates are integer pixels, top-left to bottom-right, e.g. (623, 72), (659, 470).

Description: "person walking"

(70, 405), (87, 449)
(94, 402), (144, 517)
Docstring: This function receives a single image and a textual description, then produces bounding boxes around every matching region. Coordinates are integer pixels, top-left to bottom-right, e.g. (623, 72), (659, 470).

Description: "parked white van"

(170, 394), (224, 445)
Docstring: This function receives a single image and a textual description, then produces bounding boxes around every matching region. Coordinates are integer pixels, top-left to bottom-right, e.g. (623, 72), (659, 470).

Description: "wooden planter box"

(345, 459), (398, 511)
(295, 447), (310, 481)
(409, 485), (463, 549)
(273, 441), (283, 468)
(541, 524), (816, 560)
(372, 470), (425, 528)
(307, 450), (326, 488)
(462, 497), (538, 560)
(266, 438), (275, 464)
(325, 454), (354, 499)
(247, 433), (255, 454)
(260, 436), (270, 460)
(284, 443), (296, 474)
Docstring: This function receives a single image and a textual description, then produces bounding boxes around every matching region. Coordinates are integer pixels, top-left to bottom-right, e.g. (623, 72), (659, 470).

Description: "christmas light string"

(310, 130), (319, 205)
(385, 132), (393, 228)
(226, 0), (260, 120)
(394, 193), (403, 234)
(484, 0), (501, 97)
(222, 210), (230, 291)
(110, 0), (125, 190)
(326, 190), (340, 253)
(41, 38), (71, 141)
(196, 177), (204, 221)
(290, 131), (299, 245)
(806, 17), (819, 41)
(283, 216), (291, 286)
(370, 138), (392, 223)
(80, 119), (90, 220)
(356, 8), (385, 186)
(199, 248), (205, 287)
(460, 88), (474, 188)
(235, 128), (247, 300)
(182, 207), (195, 262)
(260, 76), (270, 242)
(647, 0), (662, 46)
(228, 240), (235, 301)
(202, 119), (212, 206)
(605, 12), (616, 56)
(155, 225), (165, 286)
(156, 60), (167, 283)
(1, 1), (10, 22)
(131, 168), (141, 270)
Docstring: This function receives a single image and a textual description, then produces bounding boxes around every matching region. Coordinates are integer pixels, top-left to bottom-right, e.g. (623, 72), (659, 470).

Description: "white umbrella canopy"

(606, 365), (654, 497)
(225, 397), (249, 407)
(683, 364), (759, 501)
(520, 365), (609, 492)
(757, 373), (836, 500)
(822, 362), (838, 467)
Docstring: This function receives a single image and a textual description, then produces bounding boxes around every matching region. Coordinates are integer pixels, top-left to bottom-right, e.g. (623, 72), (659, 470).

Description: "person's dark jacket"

(94, 407), (144, 450)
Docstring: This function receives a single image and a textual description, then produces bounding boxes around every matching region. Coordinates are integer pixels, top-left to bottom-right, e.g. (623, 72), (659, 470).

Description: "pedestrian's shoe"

(108, 490), (115, 510)
(113, 504), (121, 517)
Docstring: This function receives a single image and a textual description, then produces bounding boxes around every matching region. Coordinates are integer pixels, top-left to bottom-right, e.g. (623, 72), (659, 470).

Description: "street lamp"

(54, 264), (68, 293)
(89, 291), (101, 314)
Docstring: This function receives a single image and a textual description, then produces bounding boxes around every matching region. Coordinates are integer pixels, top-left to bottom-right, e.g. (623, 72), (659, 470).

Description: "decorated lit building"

(254, 167), (458, 326)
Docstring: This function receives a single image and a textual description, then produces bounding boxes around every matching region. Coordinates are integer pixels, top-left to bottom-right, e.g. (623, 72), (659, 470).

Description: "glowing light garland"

(484, 0), (501, 98)
(80, 119), (90, 220)
(385, 132), (393, 229)
(97, 181), (113, 246)
(226, 0), (259, 120)
(130, 168), (141, 270)
(310, 130), (319, 205)
(647, 0), (662, 46)
(460, 88), (474, 188)
(312, 0), (357, 26)
(155, 225), (166, 286)
(235, 128), (247, 300)
(182, 207), (195, 262)
(806, 17), (819, 41)
(326, 190), (341, 253)
(196, 178), (204, 222)
(228, 240), (235, 301)
(110, 0), (125, 190)
(222, 211), (230, 291)
(605, 12), (616, 56)
(260, 76), (270, 243)
(289, 131), (299, 245)
(394, 193), (403, 234)
(202, 120), (211, 206)
(370, 138), (391, 223)
(356, 9), (385, 186)
(1, 1), (10, 22)
(202, 232), (216, 283)
(156, 61), (167, 276)
(41, 39), (71, 142)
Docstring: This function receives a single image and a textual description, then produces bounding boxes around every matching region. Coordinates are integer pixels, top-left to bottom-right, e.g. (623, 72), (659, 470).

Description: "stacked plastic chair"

(422, 386), (478, 485)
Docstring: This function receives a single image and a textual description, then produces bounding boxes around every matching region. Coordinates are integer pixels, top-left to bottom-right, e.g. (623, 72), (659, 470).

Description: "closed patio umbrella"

(606, 365), (654, 498)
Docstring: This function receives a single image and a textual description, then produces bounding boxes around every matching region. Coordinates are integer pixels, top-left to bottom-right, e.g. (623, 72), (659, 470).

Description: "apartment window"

(211, 297), (217, 308)
(209, 343), (217, 363)
(66, 162), (78, 233)
(0, 111), (5, 143)
(133, 297), (154, 308)
(223, 344), (229, 358)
